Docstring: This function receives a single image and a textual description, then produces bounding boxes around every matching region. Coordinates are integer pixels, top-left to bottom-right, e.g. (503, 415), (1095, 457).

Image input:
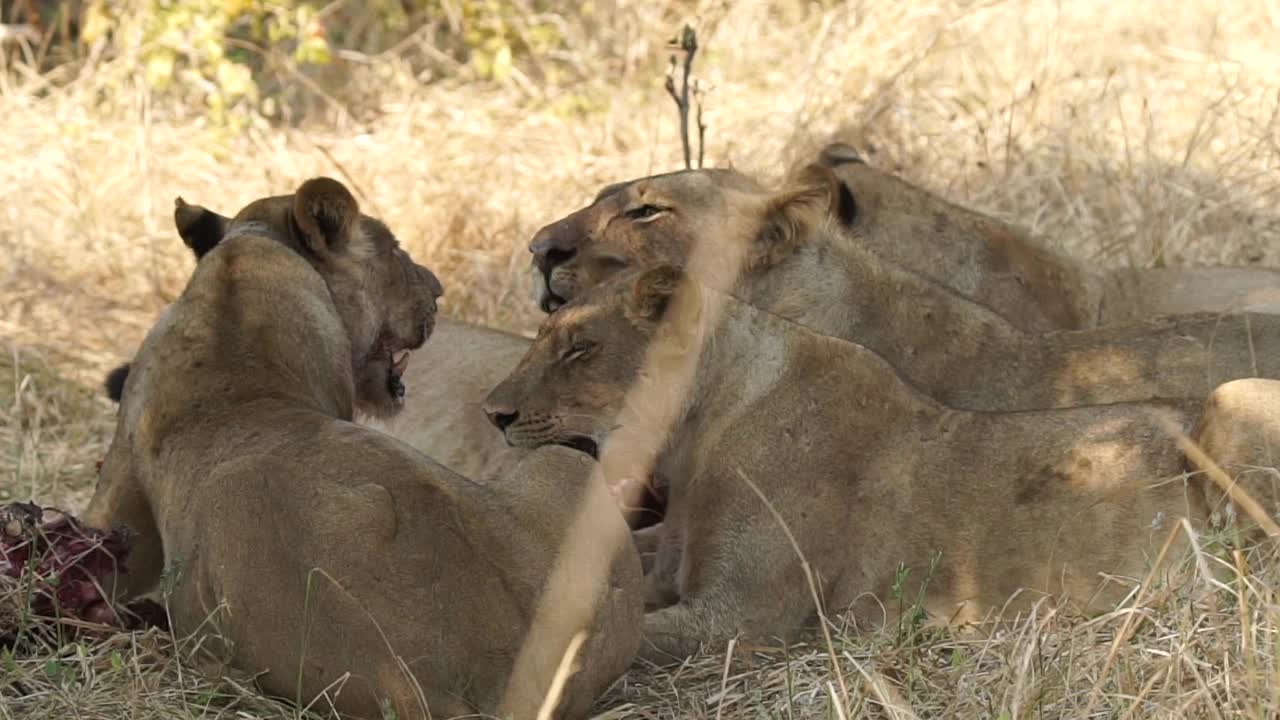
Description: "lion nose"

(483, 401), (519, 431)
(529, 223), (578, 273)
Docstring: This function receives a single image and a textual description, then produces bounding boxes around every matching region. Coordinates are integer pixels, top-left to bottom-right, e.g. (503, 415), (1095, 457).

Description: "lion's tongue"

(387, 350), (411, 399)
(392, 350), (411, 375)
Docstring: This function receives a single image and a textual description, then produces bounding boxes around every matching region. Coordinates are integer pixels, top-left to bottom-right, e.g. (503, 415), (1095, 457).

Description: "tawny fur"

(816, 143), (1280, 330)
(1191, 378), (1280, 538)
(363, 317), (533, 480)
(483, 264), (1280, 664)
(526, 161), (1280, 411)
(120, 151), (1277, 486)
(157, 200), (532, 482)
(85, 180), (642, 720)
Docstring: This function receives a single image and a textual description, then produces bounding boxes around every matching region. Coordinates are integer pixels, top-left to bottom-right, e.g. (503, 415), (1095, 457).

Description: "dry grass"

(2, 0), (1280, 717)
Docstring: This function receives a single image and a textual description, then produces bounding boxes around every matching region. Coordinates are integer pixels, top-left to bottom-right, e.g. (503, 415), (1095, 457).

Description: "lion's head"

(112, 178), (443, 418)
(529, 143), (1089, 330)
(484, 265), (685, 458)
(498, 165), (855, 455)
(527, 168), (781, 313)
(813, 142), (1093, 329)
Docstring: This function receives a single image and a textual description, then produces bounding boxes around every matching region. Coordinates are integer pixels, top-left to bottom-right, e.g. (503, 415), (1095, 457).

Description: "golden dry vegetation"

(3, 1), (1280, 717)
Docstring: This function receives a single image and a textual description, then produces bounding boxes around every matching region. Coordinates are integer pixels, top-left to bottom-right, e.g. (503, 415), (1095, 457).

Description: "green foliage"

(159, 556), (184, 597)
(458, 0), (566, 82)
(69, 0), (572, 125)
(79, 1), (329, 124)
(890, 551), (941, 643)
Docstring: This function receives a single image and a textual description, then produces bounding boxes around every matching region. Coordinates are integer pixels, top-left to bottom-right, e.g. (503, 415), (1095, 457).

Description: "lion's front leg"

(640, 520), (682, 610)
(636, 510), (818, 665)
(640, 600), (730, 664)
(82, 468), (165, 603)
(632, 522), (662, 573)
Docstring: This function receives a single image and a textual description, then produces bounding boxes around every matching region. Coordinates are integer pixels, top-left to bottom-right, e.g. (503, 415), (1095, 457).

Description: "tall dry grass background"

(3, 0), (1280, 717)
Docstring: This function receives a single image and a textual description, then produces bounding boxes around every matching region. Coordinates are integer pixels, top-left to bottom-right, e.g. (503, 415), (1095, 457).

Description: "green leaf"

(160, 557), (185, 597)
(490, 44), (513, 82)
(145, 49), (177, 90)
(215, 59), (257, 100)
(295, 35), (332, 66)
(79, 1), (114, 45)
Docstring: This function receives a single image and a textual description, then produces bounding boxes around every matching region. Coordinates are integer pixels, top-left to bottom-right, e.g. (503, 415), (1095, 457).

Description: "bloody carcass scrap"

(0, 502), (134, 628)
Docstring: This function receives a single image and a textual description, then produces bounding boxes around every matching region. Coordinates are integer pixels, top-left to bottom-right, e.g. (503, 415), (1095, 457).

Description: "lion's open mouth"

(386, 348), (411, 401)
(554, 435), (599, 460)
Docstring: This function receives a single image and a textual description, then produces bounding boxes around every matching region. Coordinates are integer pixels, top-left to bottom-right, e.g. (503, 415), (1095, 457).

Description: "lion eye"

(624, 204), (666, 221)
(593, 255), (629, 271)
(562, 340), (596, 362)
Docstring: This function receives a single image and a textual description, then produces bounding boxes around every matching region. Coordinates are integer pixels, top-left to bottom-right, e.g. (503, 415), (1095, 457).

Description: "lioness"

(523, 161), (1280, 412)
(532, 145), (1279, 334)
(482, 262), (1247, 663)
(102, 199), (531, 483)
(85, 178), (642, 719)
(814, 143), (1280, 330)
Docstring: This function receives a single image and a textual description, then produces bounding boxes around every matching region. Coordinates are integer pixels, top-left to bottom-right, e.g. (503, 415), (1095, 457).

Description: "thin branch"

(665, 24), (700, 170)
(695, 79), (707, 169)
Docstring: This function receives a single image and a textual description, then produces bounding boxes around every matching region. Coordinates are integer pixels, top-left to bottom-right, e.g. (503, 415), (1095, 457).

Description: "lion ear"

(751, 162), (855, 268)
(627, 264), (683, 323)
(173, 198), (231, 260)
(817, 141), (865, 168)
(103, 363), (131, 403)
(292, 177), (360, 255)
(803, 161), (857, 227)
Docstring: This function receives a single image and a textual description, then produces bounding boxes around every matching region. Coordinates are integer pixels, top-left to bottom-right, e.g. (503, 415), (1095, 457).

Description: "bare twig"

(0, 24), (39, 45)
(664, 24), (705, 169)
(695, 79), (707, 169)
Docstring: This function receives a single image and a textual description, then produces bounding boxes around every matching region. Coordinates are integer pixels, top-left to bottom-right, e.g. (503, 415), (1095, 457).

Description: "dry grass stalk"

(1160, 414), (1280, 540)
